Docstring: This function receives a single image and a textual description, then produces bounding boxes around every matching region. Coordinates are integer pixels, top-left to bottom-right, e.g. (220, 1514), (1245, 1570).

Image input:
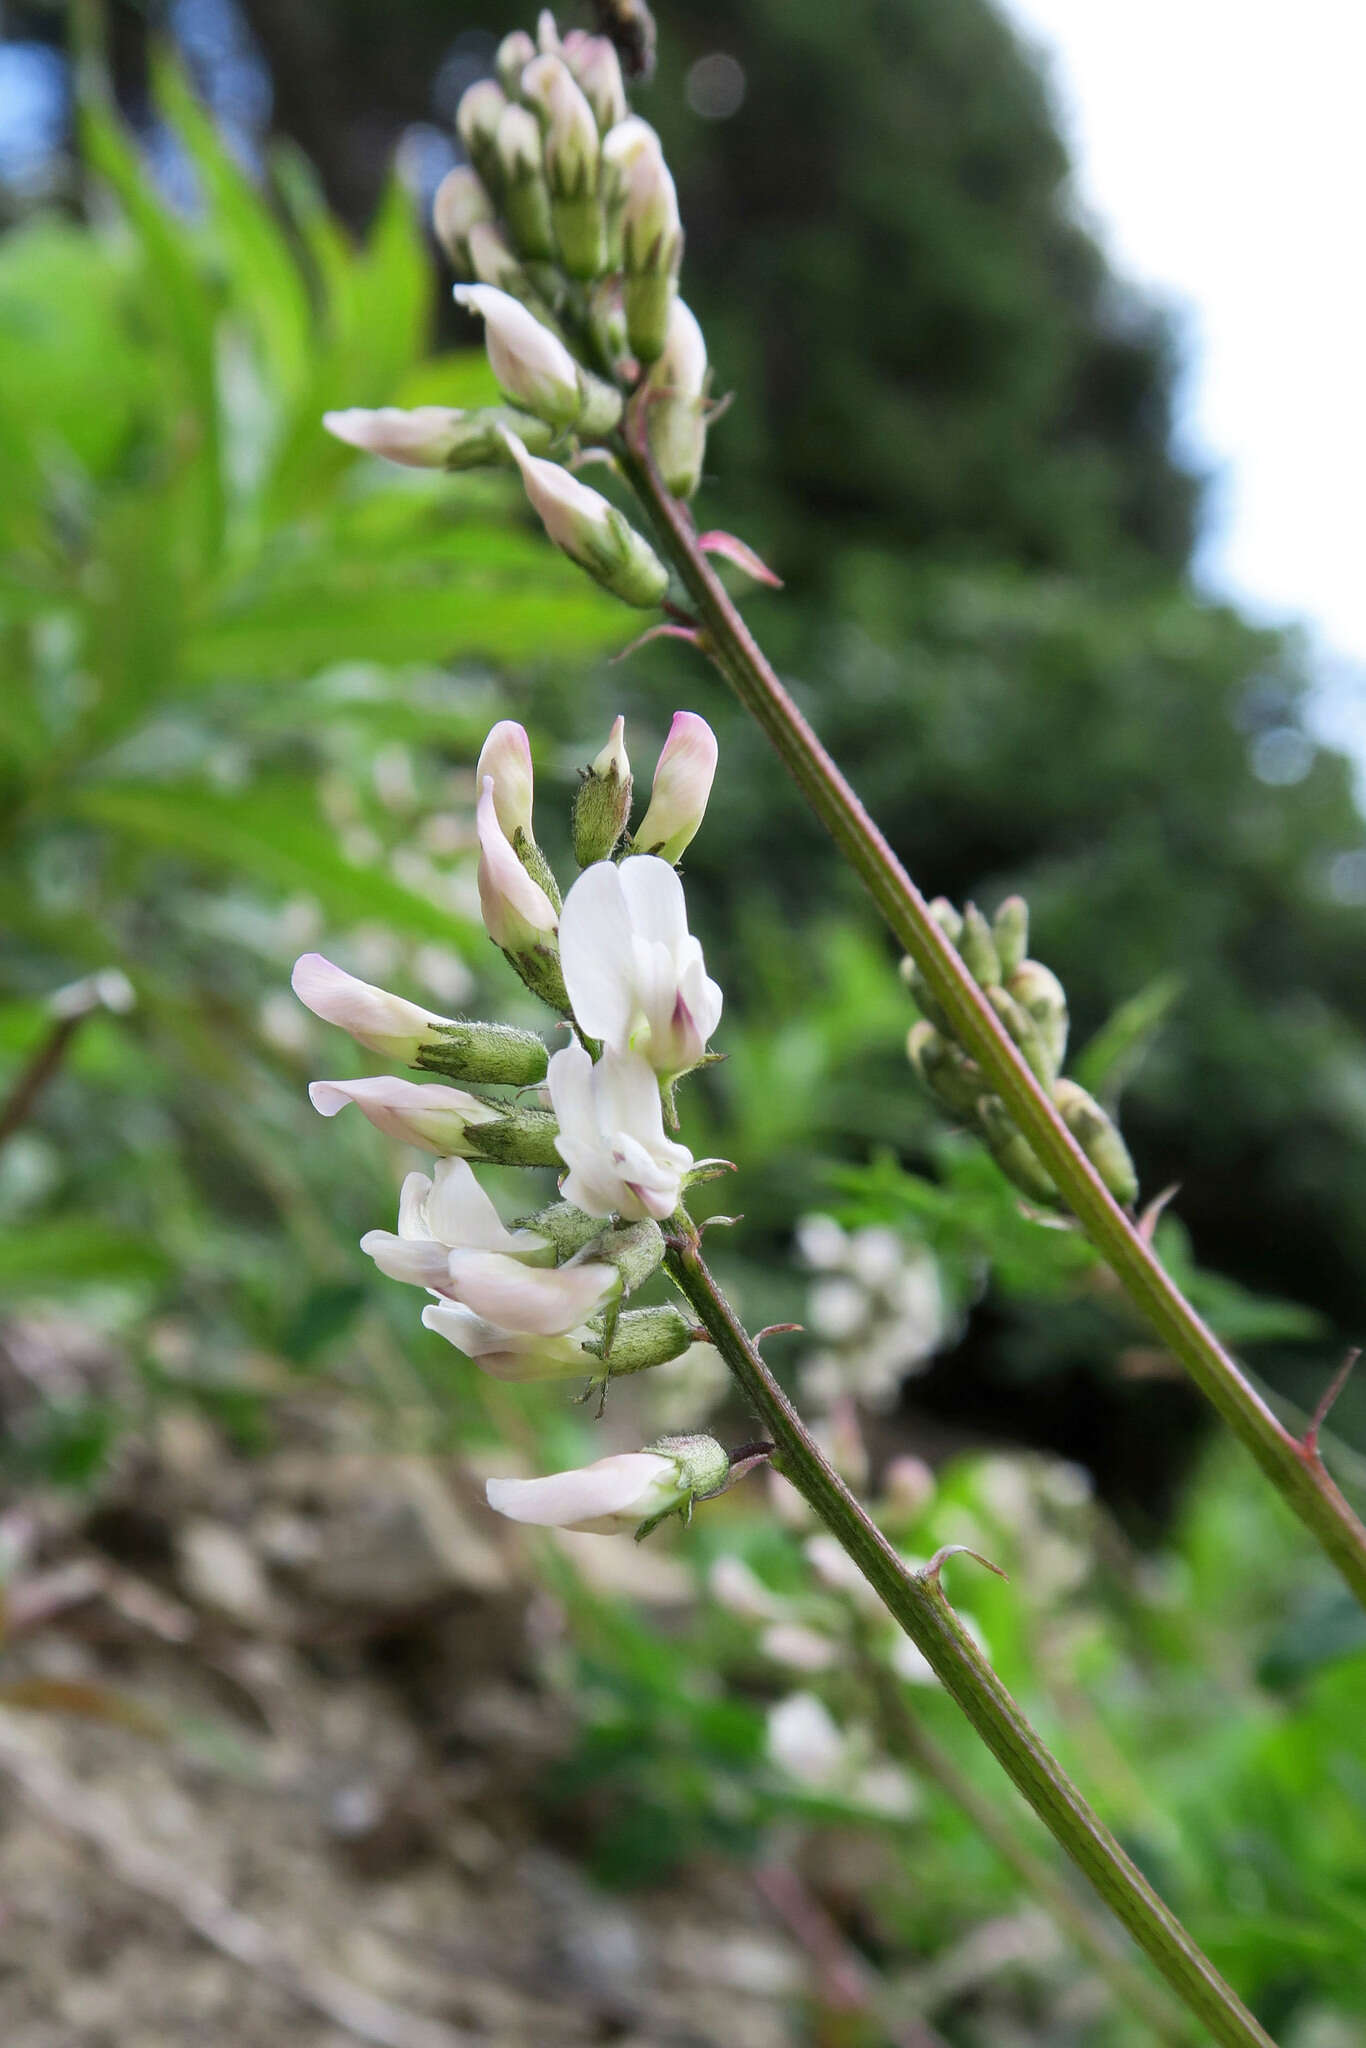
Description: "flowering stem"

(851, 1632), (1199, 2045)
(621, 425), (1366, 1615)
(664, 1217), (1273, 2048)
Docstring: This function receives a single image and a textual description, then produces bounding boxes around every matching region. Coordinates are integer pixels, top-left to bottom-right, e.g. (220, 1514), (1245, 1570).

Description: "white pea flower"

(759, 1623), (839, 1673)
(634, 712), (717, 864)
(485, 1434), (728, 1533)
(486, 1450), (680, 1531)
(360, 1157), (550, 1291)
(454, 283), (582, 427)
(308, 1075), (502, 1153)
(708, 1553), (787, 1623)
(547, 1040), (692, 1221)
(421, 1299), (597, 1381)
(765, 1693), (846, 1790)
(292, 954), (453, 1063)
(476, 775), (559, 952)
(558, 855), (722, 1077)
(476, 720), (537, 843)
(444, 1247), (618, 1334)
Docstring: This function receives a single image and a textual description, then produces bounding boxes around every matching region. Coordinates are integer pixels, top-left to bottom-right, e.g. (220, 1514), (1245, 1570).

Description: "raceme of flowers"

(322, 11), (718, 614)
(294, 711), (756, 1538)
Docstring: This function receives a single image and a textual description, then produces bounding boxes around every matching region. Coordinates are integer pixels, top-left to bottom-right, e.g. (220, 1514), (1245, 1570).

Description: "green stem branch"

(621, 421), (1366, 1613)
(665, 1220), (1272, 2048)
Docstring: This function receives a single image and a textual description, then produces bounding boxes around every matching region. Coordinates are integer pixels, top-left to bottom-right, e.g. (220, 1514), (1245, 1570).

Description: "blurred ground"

(0, 1349), (802, 2048)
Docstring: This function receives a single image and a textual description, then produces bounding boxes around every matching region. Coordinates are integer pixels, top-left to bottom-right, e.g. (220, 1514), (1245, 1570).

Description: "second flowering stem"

(619, 422), (1366, 1616)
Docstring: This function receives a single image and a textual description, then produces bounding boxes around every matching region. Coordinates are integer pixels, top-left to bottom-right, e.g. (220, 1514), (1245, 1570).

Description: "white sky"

(1001, 1), (1366, 702)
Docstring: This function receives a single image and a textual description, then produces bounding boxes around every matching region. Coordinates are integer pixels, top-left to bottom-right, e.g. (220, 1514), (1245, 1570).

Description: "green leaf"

(152, 53), (313, 403)
(0, 1220), (169, 1297)
(1072, 972), (1184, 1104)
(67, 781), (482, 946)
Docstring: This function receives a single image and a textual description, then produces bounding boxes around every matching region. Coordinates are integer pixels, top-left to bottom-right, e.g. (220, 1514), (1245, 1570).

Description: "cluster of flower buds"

(293, 711), (759, 1540)
(324, 12), (714, 610)
(903, 896), (1139, 1210)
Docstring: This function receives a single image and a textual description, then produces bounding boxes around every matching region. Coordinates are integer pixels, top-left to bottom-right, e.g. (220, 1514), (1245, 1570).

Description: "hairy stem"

(664, 1220), (1273, 2048)
(621, 421), (1366, 1613)
(852, 1632), (1198, 2045)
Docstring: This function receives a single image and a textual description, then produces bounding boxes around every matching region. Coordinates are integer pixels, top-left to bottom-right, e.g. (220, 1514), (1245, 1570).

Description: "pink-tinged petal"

(421, 1302), (592, 1380)
(396, 1171), (435, 1240)
(322, 407), (464, 469)
(421, 1156), (545, 1257)
(633, 713), (718, 863)
(291, 954), (445, 1061)
(359, 1230), (454, 1292)
(476, 777), (558, 949)
(485, 1451), (676, 1529)
(446, 1249), (617, 1334)
(557, 862), (637, 1045)
(453, 284), (581, 426)
(476, 721), (535, 841)
(307, 1076), (498, 1152)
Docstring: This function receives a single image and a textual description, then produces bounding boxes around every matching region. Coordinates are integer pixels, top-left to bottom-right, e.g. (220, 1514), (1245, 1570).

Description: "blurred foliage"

(541, 1441), (1366, 2045)
(0, 13), (1363, 2045)
(0, 46), (621, 1459)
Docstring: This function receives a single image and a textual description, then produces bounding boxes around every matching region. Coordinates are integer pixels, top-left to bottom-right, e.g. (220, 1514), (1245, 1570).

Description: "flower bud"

(958, 902), (1001, 988)
(502, 431), (670, 608)
(466, 219), (530, 296)
(977, 1096), (1060, 1207)
(566, 32), (628, 131)
(928, 897), (963, 944)
(476, 774), (561, 967)
(1052, 1078), (1139, 1209)
(432, 165), (494, 269)
(496, 27), (537, 98)
(485, 1445), (695, 1534)
(455, 284), (581, 429)
(493, 101), (556, 261)
(645, 298), (709, 498)
(572, 714), (633, 865)
(476, 719), (535, 843)
(993, 895), (1029, 978)
(536, 8), (561, 54)
(322, 403), (557, 472)
(633, 711), (717, 862)
(307, 1075), (503, 1153)
(1006, 960), (1069, 1079)
(985, 984), (1055, 1087)
(522, 54), (606, 277)
(906, 1020), (983, 1121)
(456, 78), (508, 191)
(292, 953), (453, 1063)
(609, 124), (681, 362)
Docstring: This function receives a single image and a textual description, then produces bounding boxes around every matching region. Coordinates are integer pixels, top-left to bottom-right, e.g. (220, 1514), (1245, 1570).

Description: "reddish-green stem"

(621, 420), (1366, 1614)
